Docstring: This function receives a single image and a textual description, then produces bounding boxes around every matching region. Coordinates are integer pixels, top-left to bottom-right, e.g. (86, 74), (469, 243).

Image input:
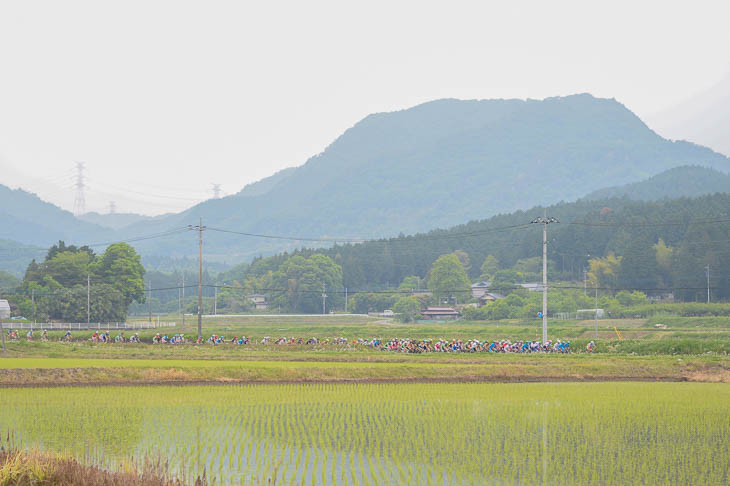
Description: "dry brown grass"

(0, 449), (206, 486)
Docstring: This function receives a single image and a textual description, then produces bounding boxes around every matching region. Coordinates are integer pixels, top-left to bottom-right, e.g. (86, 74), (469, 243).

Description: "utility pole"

(583, 268), (587, 296)
(182, 273), (185, 327)
(214, 286), (217, 316)
(594, 281), (598, 339)
(705, 264), (711, 303)
(530, 212), (559, 343)
(87, 274), (91, 324)
(344, 287), (348, 313)
(31, 289), (36, 324)
(321, 283), (327, 315)
(1, 319), (5, 355)
(188, 218), (206, 341)
(148, 281), (152, 324)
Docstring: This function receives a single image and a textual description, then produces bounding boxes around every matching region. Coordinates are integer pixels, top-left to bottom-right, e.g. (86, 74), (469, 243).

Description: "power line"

(0, 228), (189, 255)
(205, 223), (533, 244)
(567, 217), (730, 228)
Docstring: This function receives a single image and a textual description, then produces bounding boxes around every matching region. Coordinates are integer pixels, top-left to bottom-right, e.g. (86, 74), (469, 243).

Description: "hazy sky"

(1, 0), (729, 215)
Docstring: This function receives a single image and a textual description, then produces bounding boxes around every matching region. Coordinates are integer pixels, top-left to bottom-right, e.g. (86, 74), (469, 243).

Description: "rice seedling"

(0, 383), (727, 485)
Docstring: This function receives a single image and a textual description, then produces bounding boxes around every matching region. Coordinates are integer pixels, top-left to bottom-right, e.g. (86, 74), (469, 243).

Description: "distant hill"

(78, 212), (154, 230)
(3, 94), (730, 265)
(118, 94), (728, 259)
(584, 166), (730, 201)
(0, 185), (112, 247)
(235, 167), (297, 198)
(0, 238), (45, 277)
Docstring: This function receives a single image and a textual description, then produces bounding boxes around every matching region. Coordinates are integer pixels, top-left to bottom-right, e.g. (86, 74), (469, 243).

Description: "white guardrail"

(0, 322), (176, 330)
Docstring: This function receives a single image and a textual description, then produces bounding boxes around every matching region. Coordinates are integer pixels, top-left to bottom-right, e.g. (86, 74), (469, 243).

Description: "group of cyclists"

(198, 334), (572, 354)
(359, 338), (572, 354)
(4, 328), (582, 353)
(152, 333), (185, 344)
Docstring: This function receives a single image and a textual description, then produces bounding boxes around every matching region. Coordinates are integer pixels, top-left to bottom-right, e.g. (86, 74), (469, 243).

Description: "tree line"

(226, 193), (730, 302)
(3, 241), (145, 322)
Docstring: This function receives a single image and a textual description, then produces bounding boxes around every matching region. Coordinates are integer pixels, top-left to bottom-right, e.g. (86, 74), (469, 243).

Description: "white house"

(0, 300), (10, 319)
(249, 294), (268, 310)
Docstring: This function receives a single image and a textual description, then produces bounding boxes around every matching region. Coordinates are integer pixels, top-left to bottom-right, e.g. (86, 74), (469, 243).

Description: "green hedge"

(608, 303), (730, 318)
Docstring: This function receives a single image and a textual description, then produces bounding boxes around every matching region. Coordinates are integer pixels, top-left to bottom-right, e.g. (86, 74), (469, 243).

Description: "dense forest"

(230, 193), (730, 302)
(4, 241), (146, 322)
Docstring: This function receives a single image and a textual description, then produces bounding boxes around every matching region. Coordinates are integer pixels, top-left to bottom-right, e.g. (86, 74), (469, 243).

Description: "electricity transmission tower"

(212, 184), (222, 199)
(72, 162), (86, 216)
(108, 201), (116, 214)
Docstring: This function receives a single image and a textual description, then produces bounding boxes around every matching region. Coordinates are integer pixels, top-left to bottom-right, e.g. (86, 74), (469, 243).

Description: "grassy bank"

(0, 354), (728, 386)
(0, 449), (202, 486)
(1, 315), (728, 385)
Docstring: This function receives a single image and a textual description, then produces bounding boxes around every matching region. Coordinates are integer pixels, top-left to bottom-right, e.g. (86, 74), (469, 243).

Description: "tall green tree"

(428, 253), (471, 304)
(90, 242), (146, 308)
(270, 254), (343, 313)
(480, 255), (500, 280)
(587, 252), (622, 290)
(393, 296), (422, 322)
(618, 235), (658, 291)
(16, 241), (146, 322)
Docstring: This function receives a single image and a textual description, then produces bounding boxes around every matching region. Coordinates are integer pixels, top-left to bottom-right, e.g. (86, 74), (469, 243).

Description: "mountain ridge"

(584, 165), (730, 201)
(4, 94), (729, 263)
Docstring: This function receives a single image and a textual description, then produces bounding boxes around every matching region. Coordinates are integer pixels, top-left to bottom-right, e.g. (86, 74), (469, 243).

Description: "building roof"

(480, 292), (505, 300)
(471, 281), (491, 288)
(520, 283), (544, 291)
(422, 307), (460, 315)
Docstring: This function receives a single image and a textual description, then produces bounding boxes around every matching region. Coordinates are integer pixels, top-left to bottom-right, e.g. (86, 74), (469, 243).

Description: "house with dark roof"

(420, 306), (460, 320)
(478, 292), (505, 307)
(471, 281), (491, 299)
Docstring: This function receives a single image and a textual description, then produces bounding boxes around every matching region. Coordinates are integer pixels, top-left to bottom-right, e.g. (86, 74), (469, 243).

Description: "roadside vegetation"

(0, 448), (202, 486)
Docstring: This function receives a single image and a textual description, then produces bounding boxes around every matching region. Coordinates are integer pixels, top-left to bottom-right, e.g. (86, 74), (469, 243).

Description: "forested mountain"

(234, 193), (730, 301)
(116, 94), (729, 259)
(3, 94), (729, 265)
(235, 167), (297, 197)
(0, 239), (45, 276)
(0, 184), (112, 246)
(584, 166), (730, 201)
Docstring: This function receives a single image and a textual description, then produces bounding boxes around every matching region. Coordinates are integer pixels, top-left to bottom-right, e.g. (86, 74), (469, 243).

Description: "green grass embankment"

(0, 354), (727, 386)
